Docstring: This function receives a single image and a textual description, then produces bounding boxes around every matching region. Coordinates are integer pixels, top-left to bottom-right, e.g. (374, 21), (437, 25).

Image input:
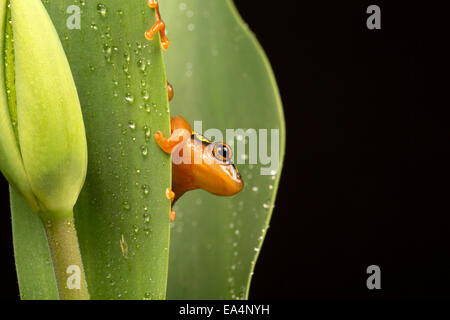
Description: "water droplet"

(143, 125), (151, 140)
(103, 44), (112, 55)
(128, 120), (136, 130)
(125, 93), (135, 104)
(141, 89), (150, 101)
(97, 4), (108, 17)
(133, 224), (139, 234)
(122, 201), (131, 210)
(252, 186), (259, 192)
(124, 52), (131, 63)
(141, 145), (148, 156)
(142, 184), (150, 196)
(137, 58), (147, 72)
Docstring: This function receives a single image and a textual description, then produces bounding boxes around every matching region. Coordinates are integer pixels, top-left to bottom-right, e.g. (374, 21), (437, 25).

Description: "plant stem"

(43, 214), (89, 300)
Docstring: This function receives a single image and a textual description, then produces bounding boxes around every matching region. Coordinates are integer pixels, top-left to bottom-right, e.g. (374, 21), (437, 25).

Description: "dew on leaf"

(141, 145), (148, 156)
(142, 184), (150, 196)
(97, 4), (108, 17)
(128, 120), (136, 130)
(125, 93), (135, 104)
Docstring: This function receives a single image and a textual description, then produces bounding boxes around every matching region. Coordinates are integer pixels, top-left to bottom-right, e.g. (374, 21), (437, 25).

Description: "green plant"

(1, 0), (88, 299)
(6, 0), (284, 300)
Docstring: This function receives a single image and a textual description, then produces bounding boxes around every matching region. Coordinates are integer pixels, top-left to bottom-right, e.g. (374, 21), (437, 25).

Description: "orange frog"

(154, 117), (244, 221)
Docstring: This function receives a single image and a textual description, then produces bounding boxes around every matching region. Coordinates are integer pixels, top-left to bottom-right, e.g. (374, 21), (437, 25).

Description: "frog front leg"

(154, 116), (192, 154)
(153, 131), (184, 154)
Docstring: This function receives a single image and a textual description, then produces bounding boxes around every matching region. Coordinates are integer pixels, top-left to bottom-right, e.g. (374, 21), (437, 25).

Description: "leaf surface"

(161, 0), (286, 299)
(11, 0), (171, 299)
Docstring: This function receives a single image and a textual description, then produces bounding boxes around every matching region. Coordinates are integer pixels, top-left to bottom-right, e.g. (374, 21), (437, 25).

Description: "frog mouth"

(232, 164), (242, 180)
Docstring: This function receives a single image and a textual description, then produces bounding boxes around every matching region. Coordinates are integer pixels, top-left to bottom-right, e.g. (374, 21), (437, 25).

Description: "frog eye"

(213, 143), (233, 163)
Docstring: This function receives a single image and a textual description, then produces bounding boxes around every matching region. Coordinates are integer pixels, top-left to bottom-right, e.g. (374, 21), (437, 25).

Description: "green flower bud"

(0, 0), (87, 220)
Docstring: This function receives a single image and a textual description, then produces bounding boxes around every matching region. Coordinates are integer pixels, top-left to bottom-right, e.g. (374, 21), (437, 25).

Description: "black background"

(1, 1), (449, 300)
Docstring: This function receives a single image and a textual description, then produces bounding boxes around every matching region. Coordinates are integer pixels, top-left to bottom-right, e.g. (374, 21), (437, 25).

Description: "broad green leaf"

(161, 0), (285, 299)
(11, 0), (171, 299)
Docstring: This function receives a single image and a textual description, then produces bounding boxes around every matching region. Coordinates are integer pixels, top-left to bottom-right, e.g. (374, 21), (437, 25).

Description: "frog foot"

(145, 0), (170, 50)
(166, 188), (176, 221)
(170, 210), (176, 222)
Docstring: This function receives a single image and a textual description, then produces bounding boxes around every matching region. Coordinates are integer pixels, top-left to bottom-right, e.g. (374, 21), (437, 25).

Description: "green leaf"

(10, 188), (58, 300)
(161, 0), (285, 299)
(11, 0), (171, 299)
